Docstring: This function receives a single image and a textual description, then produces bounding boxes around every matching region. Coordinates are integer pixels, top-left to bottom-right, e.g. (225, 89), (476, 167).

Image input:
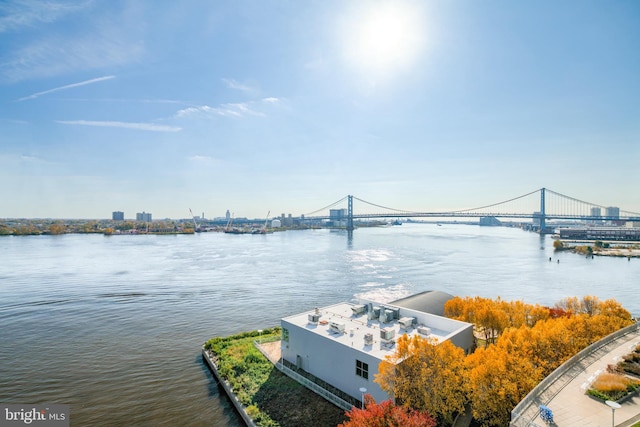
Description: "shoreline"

(202, 348), (257, 427)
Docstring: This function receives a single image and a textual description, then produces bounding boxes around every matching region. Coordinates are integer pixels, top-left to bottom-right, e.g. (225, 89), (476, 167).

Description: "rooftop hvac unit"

(364, 333), (374, 345)
(417, 326), (431, 336)
(329, 321), (345, 334)
(380, 309), (394, 323)
(308, 313), (321, 324)
(398, 317), (415, 329)
(380, 327), (395, 341)
(351, 304), (366, 315)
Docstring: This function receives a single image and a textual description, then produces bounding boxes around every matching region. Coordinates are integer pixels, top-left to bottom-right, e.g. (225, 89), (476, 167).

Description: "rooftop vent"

(329, 321), (345, 334)
(308, 313), (321, 324)
(398, 317), (415, 329)
(364, 333), (374, 345)
(379, 309), (394, 323)
(417, 326), (431, 336)
(351, 304), (366, 315)
(380, 327), (395, 341)
(368, 306), (381, 320)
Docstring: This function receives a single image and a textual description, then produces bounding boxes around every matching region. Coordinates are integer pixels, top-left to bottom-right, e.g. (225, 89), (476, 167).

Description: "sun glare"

(342, 2), (426, 83)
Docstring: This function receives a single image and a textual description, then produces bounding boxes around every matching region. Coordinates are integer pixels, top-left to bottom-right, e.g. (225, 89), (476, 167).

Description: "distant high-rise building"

(330, 209), (347, 220)
(225, 210), (231, 221)
(589, 207), (602, 225)
(605, 206), (620, 219)
(112, 211), (124, 221)
(136, 211), (152, 222)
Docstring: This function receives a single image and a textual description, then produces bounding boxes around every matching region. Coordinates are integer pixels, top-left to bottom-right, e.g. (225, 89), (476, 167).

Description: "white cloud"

(0, 1), (89, 33)
(0, 19), (143, 82)
(175, 99), (280, 119)
(188, 155), (223, 165)
(222, 78), (256, 93)
(17, 75), (116, 101)
(56, 120), (181, 132)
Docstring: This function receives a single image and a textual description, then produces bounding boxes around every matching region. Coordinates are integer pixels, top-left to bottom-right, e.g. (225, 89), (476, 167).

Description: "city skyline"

(1, 1), (639, 219)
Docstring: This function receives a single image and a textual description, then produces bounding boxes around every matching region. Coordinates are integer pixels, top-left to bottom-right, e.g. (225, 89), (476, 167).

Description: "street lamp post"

(606, 400), (621, 427)
(359, 387), (367, 409)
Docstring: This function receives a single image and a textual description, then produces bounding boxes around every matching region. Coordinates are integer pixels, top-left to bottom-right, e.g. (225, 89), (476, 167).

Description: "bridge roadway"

(510, 322), (640, 427)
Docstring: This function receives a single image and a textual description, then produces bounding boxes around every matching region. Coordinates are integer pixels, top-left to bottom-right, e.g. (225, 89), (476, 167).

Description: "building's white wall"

(281, 320), (389, 403)
(445, 324), (475, 352)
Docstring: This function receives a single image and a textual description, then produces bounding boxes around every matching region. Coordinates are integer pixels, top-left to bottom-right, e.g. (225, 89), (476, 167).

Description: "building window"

(356, 359), (368, 380)
(282, 328), (289, 342)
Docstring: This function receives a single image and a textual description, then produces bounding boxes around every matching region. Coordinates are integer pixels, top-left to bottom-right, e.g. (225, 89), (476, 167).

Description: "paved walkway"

(518, 325), (640, 427)
(257, 339), (281, 364)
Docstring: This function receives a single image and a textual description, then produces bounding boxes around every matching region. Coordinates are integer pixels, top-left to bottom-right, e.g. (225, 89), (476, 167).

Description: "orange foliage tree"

(375, 335), (468, 426)
(465, 297), (633, 426)
(380, 295), (633, 427)
(444, 296), (551, 347)
(339, 395), (436, 427)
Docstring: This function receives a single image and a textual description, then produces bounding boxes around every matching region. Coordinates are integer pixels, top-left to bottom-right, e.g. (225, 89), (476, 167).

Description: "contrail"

(17, 75), (116, 101)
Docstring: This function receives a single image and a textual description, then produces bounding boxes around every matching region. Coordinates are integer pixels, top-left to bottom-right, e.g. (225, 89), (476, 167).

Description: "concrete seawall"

(202, 348), (256, 427)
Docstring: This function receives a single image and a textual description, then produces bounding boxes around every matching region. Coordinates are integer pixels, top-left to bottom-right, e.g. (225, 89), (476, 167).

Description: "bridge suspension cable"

(546, 188), (640, 216)
(351, 196), (416, 214)
(445, 188), (541, 214)
(303, 196), (348, 217)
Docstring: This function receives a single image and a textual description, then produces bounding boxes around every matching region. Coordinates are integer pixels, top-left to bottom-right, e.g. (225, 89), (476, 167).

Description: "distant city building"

(112, 211), (124, 221)
(330, 209), (347, 220)
(557, 227), (640, 241)
(589, 207), (602, 225)
(136, 212), (152, 222)
(605, 206), (620, 219)
(226, 210), (231, 221)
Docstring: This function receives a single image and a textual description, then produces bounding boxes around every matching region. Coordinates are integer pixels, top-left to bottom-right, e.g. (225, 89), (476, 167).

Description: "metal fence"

(275, 361), (356, 411)
(510, 321), (640, 426)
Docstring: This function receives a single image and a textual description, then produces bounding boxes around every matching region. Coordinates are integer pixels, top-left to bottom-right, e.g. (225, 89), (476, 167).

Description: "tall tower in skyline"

(136, 212), (152, 222)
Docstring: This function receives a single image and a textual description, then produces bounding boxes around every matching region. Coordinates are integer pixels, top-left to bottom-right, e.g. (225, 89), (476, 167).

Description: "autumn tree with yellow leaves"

(376, 335), (468, 426)
(376, 295), (633, 427)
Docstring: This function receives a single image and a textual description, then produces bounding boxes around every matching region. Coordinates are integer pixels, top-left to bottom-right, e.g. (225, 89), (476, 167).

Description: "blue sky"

(1, 0), (639, 219)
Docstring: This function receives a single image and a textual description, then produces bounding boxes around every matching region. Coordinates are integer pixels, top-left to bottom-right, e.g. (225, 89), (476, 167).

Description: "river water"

(1, 224), (638, 426)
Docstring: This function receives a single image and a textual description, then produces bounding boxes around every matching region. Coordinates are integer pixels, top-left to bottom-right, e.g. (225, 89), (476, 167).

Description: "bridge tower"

(539, 187), (547, 233)
(347, 195), (354, 231)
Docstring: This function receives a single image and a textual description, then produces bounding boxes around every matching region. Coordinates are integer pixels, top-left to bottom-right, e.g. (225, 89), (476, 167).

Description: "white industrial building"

(280, 294), (474, 404)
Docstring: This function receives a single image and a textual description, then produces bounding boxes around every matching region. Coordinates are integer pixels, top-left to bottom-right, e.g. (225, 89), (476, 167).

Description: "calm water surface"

(1, 224), (638, 426)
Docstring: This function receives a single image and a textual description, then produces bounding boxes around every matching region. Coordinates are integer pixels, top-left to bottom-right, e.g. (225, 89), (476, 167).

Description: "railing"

(253, 339), (358, 411)
(276, 362), (355, 411)
(510, 321), (640, 426)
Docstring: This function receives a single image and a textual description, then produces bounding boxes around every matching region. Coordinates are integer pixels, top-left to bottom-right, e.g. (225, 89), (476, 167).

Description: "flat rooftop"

(282, 301), (463, 361)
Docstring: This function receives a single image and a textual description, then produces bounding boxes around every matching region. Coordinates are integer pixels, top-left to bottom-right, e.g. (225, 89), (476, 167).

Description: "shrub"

(589, 372), (640, 402)
(592, 373), (631, 392)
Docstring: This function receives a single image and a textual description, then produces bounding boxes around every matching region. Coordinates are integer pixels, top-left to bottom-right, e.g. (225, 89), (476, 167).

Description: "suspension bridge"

(302, 188), (640, 234)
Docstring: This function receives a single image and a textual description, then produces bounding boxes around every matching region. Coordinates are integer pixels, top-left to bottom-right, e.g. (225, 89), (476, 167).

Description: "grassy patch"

(205, 329), (347, 427)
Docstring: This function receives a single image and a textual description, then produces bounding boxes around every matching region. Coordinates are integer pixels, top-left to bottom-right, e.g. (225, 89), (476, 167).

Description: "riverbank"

(203, 330), (346, 427)
(554, 240), (640, 258)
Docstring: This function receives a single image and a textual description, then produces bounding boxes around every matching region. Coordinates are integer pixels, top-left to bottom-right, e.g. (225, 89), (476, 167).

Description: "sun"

(341, 2), (426, 83)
